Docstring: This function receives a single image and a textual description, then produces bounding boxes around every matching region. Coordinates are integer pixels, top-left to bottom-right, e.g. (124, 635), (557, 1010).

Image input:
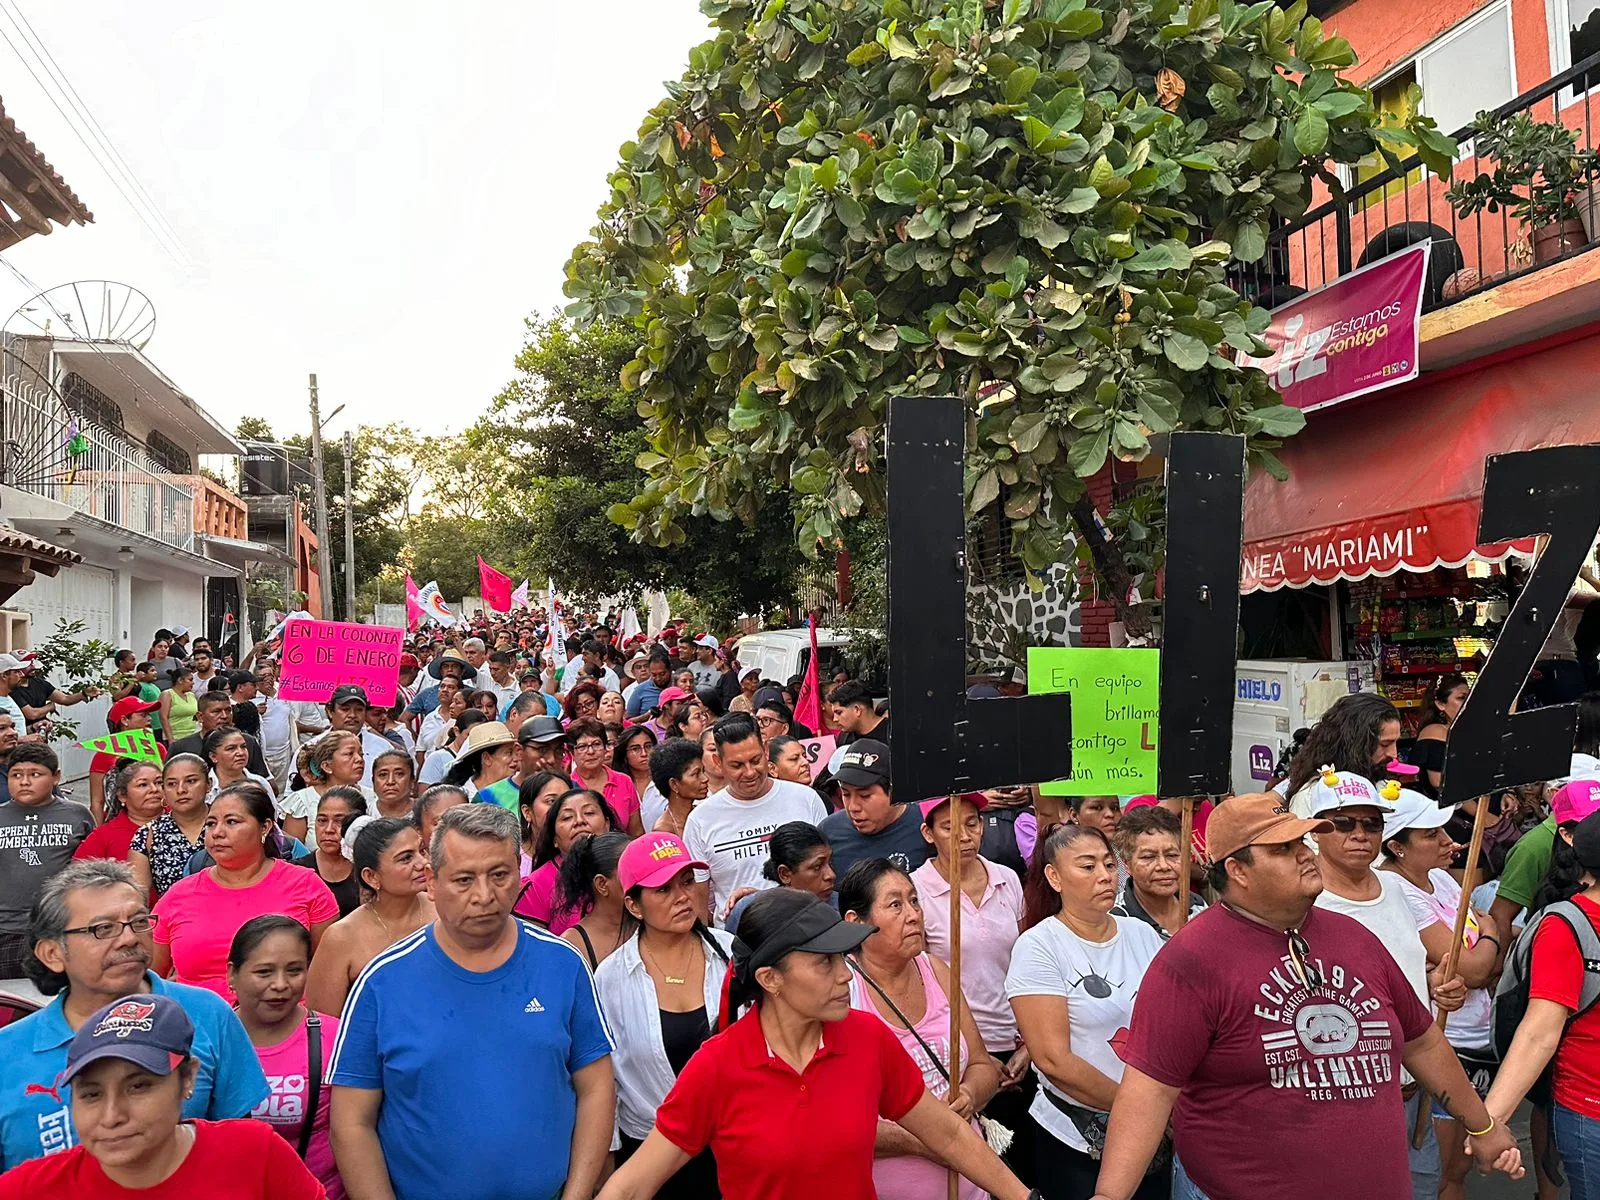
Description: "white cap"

(1306, 769), (1387, 816)
(1557, 753), (1600, 785)
(695, 634), (719, 649)
(0, 653), (28, 672)
(1382, 788), (1453, 842)
(738, 666), (760, 682)
(171, 626), (190, 638)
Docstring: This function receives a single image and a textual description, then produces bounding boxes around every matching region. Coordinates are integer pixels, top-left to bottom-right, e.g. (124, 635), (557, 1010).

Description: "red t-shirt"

(655, 1006), (926, 1200)
(0, 1118), (324, 1199)
(73, 813), (141, 862)
(1530, 893), (1600, 1117)
(1121, 903), (1433, 1200)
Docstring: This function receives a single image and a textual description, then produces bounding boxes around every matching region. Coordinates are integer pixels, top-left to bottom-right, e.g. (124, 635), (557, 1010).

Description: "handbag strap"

(848, 956), (950, 1084)
(297, 1012), (322, 1160)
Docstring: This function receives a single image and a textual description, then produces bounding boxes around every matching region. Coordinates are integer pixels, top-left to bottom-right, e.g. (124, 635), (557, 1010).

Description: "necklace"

(643, 935), (699, 986)
(661, 804), (689, 836)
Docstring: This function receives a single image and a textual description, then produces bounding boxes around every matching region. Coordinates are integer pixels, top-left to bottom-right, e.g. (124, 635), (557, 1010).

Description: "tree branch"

(1067, 493), (1153, 640)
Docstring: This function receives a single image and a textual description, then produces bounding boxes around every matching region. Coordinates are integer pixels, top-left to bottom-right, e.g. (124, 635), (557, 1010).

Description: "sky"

(0, 1), (712, 443)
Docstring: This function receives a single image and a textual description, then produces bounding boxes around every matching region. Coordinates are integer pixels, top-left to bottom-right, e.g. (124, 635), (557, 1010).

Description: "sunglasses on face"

(1326, 814), (1384, 834)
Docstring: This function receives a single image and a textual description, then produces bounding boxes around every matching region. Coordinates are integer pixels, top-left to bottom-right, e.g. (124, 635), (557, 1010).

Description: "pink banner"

(278, 619), (406, 706)
(404, 573), (425, 632)
(478, 556), (514, 613)
(1242, 243), (1428, 414)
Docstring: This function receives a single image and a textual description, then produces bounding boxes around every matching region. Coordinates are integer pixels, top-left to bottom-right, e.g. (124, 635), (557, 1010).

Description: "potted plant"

(1446, 111), (1600, 265)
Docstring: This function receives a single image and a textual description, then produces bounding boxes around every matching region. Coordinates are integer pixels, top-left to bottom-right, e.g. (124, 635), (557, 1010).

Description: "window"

(144, 429), (191, 474)
(1552, 0), (1600, 99)
(1345, 2), (1516, 201)
(60, 372), (123, 432)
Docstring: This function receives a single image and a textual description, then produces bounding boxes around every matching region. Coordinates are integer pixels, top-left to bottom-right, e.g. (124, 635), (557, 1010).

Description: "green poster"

(1026, 646), (1160, 796)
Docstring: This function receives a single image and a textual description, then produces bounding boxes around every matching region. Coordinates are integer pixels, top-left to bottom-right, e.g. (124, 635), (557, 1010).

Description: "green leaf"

(1312, 91), (1365, 120)
(1293, 106), (1329, 156)
(1162, 331), (1210, 370)
(606, 503), (639, 529)
(970, 468), (1000, 511)
(896, 324), (931, 345)
(1131, 389), (1179, 431)
(1060, 187), (1099, 213)
(1066, 426), (1110, 477)
(887, 32), (919, 59)
(1009, 411), (1050, 453)
(862, 327), (900, 351)
(1124, 244), (1175, 271)
(1250, 404), (1307, 436)
(1234, 218), (1268, 261)
(1003, 65), (1039, 104)
(836, 194), (867, 228)
(792, 466), (830, 494)
(1002, 0), (1032, 25)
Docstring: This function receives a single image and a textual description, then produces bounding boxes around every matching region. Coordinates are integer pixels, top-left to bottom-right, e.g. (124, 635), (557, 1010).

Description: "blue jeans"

(1170, 1094), (1437, 1200)
(1554, 1102), (1600, 1199)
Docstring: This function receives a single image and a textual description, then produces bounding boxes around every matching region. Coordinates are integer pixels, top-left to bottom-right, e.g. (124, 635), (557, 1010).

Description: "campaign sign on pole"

(1026, 647), (1159, 795)
(798, 735), (837, 782)
(1239, 243), (1428, 414)
(278, 619), (405, 707)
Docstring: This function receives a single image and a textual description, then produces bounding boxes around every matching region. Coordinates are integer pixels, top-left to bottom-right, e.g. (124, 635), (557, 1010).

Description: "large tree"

(565, 0), (1452, 631)
(479, 314), (807, 626)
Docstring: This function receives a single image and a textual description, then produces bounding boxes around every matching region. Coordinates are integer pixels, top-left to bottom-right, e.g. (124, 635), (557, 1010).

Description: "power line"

(0, 10), (190, 268)
(0, 1), (188, 260)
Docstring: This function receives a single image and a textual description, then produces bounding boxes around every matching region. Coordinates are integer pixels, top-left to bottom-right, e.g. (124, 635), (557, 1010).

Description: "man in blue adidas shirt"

(0, 859), (265, 1167)
(330, 803), (615, 1200)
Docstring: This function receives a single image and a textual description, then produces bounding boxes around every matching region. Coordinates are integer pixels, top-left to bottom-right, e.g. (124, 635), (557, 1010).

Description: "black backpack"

(1492, 899), (1600, 1059)
(980, 807), (1028, 878)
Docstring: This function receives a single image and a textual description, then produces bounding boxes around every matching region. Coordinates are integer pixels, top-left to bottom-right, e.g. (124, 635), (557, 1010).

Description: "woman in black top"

(556, 832), (631, 969)
(292, 787), (363, 917)
(1409, 673), (1468, 799)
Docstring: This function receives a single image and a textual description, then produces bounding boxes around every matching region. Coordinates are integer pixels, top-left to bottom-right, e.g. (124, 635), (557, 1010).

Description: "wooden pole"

(1177, 796), (1195, 930)
(946, 791), (963, 1200)
(1410, 794), (1489, 1149)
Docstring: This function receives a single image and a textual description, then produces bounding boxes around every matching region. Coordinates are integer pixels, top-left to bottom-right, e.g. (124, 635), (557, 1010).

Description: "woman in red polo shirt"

(596, 888), (1035, 1200)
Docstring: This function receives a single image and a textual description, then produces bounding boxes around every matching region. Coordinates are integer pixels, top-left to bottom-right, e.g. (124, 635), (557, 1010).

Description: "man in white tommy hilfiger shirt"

(329, 804), (615, 1200)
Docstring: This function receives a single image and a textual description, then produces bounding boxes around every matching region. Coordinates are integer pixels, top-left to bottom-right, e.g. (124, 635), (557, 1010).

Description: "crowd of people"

(0, 610), (1593, 1198)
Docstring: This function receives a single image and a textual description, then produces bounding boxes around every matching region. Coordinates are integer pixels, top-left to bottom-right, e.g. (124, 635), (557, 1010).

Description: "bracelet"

(1465, 1117), (1496, 1138)
(1480, 934), (1501, 949)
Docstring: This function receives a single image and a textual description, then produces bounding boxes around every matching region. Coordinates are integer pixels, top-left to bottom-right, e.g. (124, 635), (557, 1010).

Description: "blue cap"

(62, 993), (194, 1085)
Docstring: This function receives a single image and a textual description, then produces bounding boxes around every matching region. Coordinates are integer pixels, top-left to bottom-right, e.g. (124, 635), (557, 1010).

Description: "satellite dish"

(5, 280), (156, 349)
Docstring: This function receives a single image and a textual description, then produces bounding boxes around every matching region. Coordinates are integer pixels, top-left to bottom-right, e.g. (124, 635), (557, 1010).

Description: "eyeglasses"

(572, 740), (605, 753)
(627, 742), (652, 756)
(1286, 927), (1323, 991)
(61, 915), (159, 940)
(755, 714), (782, 727)
(1326, 815), (1385, 834)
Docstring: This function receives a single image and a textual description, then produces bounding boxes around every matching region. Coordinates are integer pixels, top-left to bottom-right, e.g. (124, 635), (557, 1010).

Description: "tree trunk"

(1067, 494), (1154, 641)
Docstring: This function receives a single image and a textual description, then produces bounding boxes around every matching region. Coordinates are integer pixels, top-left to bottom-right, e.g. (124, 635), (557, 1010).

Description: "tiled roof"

(0, 527), (81, 567)
(0, 97), (92, 227)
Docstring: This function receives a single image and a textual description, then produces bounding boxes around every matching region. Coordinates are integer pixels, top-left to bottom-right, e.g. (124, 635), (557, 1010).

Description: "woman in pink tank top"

(841, 860), (997, 1200)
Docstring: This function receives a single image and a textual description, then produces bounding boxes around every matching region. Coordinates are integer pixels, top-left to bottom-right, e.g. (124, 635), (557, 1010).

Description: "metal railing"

(1230, 49), (1600, 313)
(0, 371), (195, 550)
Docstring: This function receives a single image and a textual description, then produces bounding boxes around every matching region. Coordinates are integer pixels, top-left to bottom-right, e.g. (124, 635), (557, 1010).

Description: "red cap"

(918, 792), (989, 822)
(108, 696), (160, 724)
(399, 653), (419, 668)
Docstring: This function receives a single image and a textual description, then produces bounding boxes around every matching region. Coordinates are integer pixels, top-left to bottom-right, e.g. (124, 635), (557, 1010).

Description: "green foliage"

(234, 416), (275, 443)
(566, 0), (1451, 581)
(31, 618), (114, 742)
(1447, 110), (1600, 231)
(474, 314), (808, 627)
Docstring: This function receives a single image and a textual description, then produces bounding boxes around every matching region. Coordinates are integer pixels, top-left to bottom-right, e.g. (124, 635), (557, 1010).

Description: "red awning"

(1241, 328), (1600, 593)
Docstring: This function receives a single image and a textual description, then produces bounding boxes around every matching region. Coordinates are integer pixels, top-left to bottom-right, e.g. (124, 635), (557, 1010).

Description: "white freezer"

(1230, 659), (1376, 794)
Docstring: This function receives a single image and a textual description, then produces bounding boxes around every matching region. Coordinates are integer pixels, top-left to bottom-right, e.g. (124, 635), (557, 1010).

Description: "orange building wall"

(1326, 0), (1552, 92)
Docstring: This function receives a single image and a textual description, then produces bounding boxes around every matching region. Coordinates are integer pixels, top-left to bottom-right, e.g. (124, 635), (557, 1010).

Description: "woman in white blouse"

(594, 832), (733, 1200)
(202, 726), (278, 806)
(1006, 822), (1166, 1200)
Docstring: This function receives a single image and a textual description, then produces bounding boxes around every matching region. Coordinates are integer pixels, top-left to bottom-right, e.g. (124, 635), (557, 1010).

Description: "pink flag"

(478, 557), (514, 613)
(793, 615), (828, 734)
(404, 574), (426, 631)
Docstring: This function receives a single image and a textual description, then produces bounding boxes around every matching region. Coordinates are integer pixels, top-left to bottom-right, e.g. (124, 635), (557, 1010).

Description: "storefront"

(1233, 324), (1600, 791)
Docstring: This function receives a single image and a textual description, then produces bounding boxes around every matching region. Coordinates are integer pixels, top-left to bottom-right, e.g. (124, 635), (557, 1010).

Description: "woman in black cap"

(596, 888), (1035, 1200)
(0, 992), (322, 1198)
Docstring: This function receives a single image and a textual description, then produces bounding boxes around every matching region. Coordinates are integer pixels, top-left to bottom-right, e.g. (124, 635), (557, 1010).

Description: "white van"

(734, 627), (855, 687)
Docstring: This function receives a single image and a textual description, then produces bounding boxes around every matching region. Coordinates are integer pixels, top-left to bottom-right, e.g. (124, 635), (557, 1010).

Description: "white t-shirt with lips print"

(1005, 913), (1165, 1154)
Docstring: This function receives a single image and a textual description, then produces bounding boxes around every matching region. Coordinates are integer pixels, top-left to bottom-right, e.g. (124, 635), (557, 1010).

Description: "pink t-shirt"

(154, 859), (339, 1001)
(252, 1012), (343, 1200)
(596, 768), (640, 829)
(512, 859), (579, 934)
(911, 857), (1024, 1051)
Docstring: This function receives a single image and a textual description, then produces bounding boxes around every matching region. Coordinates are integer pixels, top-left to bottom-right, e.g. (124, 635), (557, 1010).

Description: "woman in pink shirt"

(152, 781), (339, 1001)
(514, 786), (620, 932)
(840, 858), (998, 1200)
(228, 914), (342, 1199)
(567, 718), (644, 835)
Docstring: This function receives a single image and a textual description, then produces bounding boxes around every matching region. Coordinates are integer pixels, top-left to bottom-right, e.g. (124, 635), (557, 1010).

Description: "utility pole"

(342, 430), (357, 621)
(308, 374), (334, 619)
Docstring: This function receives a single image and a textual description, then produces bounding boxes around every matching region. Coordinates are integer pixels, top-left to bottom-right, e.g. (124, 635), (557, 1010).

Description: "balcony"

(0, 370), (195, 550)
(168, 473), (248, 540)
(1231, 50), (1600, 365)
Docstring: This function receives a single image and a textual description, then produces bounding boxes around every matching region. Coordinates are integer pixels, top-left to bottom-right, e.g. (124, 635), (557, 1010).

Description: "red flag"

(793, 615), (828, 734)
(404, 574), (426, 631)
(478, 557), (514, 614)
